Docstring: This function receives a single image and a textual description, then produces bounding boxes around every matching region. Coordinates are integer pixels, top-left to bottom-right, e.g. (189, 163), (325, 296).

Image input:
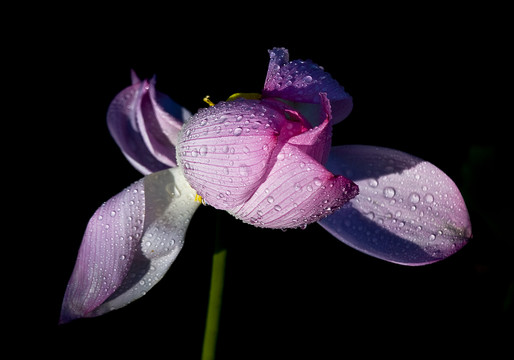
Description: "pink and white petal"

(107, 82), (170, 174)
(60, 178), (146, 323)
(263, 47), (352, 124)
(60, 167), (200, 323)
(318, 145), (472, 265)
(177, 100), (284, 210)
(90, 167), (200, 317)
(136, 77), (190, 168)
(228, 143), (358, 229)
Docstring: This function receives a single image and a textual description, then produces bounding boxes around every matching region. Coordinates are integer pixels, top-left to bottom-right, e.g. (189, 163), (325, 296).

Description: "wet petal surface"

(60, 167), (200, 322)
(177, 100), (284, 209)
(319, 145), (472, 265)
(229, 143), (358, 229)
(263, 47), (353, 124)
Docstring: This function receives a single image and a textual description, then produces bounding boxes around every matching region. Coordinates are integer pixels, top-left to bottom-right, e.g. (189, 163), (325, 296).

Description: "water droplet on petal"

(239, 165), (250, 176)
(234, 127), (243, 136)
(383, 187), (396, 198)
(303, 75), (313, 83)
(409, 192), (421, 203)
(267, 196), (274, 203)
(424, 194), (434, 203)
(110, 210), (117, 217)
(369, 179), (379, 188)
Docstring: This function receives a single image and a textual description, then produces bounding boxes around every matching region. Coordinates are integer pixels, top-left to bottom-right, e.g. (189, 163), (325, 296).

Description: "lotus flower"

(60, 48), (472, 323)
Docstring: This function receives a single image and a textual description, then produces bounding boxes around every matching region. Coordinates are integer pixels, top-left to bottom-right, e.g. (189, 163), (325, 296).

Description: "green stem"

(201, 215), (226, 360)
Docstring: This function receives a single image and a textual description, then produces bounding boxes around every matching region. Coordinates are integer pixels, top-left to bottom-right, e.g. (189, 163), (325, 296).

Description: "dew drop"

(199, 146), (208, 156)
(274, 205), (282, 211)
(313, 177), (322, 187)
(369, 179), (379, 188)
(383, 187), (396, 198)
(424, 194), (434, 203)
(239, 165), (250, 176)
(409, 192), (421, 203)
(234, 127), (243, 136)
(110, 210), (117, 217)
(303, 75), (313, 83)
(267, 196), (274, 203)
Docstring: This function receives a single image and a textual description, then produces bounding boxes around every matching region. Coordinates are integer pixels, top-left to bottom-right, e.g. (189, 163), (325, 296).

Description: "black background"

(10, 4), (510, 358)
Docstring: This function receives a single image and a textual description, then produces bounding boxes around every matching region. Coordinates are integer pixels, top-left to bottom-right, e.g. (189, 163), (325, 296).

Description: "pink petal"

(263, 47), (353, 124)
(228, 142), (358, 229)
(318, 145), (472, 265)
(287, 93), (332, 165)
(60, 167), (200, 323)
(107, 73), (190, 174)
(177, 100), (287, 210)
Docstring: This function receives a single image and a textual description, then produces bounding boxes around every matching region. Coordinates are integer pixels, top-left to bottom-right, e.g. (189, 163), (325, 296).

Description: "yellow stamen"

(203, 96), (215, 107)
(195, 193), (204, 203)
(226, 93), (262, 101)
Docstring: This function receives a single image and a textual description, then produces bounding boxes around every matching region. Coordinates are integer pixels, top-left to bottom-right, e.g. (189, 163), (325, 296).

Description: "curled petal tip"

(107, 73), (190, 174)
(263, 48), (352, 124)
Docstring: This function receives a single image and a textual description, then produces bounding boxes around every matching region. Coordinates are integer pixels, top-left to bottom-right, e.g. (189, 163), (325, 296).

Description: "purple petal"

(263, 47), (353, 124)
(137, 77), (190, 166)
(319, 145), (472, 265)
(107, 73), (190, 174)
(229, 142), (358, 229)
(60, 167), (200, 323)
(177, 100), (286, 210)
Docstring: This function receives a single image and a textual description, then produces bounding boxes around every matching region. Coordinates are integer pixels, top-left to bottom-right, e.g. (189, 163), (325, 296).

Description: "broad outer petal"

(229, 143), (358, 229)
(263, 47), (353, 124)
(60, 167), (200, 323)
(319, 145), (472, 265)
(177, 100), (286, 210)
